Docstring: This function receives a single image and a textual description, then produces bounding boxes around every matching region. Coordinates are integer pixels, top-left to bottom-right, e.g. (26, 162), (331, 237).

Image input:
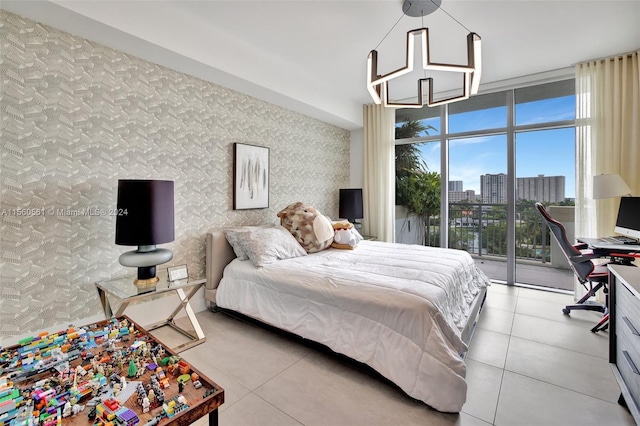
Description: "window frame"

(395, 78), (576, 284)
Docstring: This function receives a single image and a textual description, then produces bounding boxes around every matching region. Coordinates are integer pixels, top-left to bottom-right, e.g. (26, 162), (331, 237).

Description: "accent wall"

(0, 10), (350, 341)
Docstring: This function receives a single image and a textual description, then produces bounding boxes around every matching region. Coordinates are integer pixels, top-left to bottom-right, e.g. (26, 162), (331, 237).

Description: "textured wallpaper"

(0, 10), (350, 340)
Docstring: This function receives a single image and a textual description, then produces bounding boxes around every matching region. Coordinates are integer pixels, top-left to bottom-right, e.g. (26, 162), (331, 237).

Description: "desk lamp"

(116, 179), (174, 286)
(593, 174), (631, 199)
(339, 188), (364, 229)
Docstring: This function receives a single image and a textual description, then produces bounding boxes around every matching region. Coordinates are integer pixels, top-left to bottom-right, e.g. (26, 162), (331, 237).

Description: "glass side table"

(95, 274), (207, 352)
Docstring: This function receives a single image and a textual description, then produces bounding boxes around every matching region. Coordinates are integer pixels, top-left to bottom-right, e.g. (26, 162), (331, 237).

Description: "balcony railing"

(449, 202), (551, 262)
(412, 202), (553, 263)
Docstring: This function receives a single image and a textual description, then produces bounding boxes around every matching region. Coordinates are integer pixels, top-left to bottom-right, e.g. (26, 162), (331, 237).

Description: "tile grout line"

(490, 289), (519, 425)
(509, 312), (609, 360)
(483, 293), (610, 352)
(502, 294), (618, 406)
(491, 293), (619, 421)
(502, 370), (625, 408)
(249, 391), (308, 426)
(249, 351), (315, 424)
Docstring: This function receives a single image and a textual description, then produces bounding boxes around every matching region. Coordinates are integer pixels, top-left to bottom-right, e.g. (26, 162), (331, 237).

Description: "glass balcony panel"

(515, 128), (576, 289)
(449, 134), (506, 282)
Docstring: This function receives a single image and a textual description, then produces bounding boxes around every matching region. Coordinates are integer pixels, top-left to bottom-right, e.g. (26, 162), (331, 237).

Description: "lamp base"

(348, 219), (362, 232)
(118, 246), (173, 288)
(134, 276), (160, 288)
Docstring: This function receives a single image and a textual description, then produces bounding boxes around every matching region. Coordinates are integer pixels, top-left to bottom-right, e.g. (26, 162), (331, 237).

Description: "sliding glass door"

(513, 81), (576, 289)
(449, 135), (507, 282)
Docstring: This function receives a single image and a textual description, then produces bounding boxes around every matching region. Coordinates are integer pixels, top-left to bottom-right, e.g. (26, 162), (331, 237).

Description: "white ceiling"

(3, 1), (639, 130)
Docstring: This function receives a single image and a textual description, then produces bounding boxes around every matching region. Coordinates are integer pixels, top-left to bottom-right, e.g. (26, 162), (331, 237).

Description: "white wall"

(350, 128), (364, 188)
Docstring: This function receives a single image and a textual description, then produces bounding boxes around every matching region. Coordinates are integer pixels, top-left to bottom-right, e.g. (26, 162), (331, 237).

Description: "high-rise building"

(449, 190), (476, 202)
(449, 181), (463, 192)
(481, 173), (507, 204)
(517, 174), (565, 203)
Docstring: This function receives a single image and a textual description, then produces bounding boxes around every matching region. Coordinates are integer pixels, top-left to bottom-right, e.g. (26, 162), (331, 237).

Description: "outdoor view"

(395, 80), (576, 289)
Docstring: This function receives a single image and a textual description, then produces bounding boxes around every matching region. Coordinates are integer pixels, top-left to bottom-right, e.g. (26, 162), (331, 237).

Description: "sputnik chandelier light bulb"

(367, 0), (482, 108)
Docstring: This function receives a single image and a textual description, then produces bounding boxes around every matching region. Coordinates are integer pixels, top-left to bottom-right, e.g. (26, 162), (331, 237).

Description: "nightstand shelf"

(96, 274), (207, 352)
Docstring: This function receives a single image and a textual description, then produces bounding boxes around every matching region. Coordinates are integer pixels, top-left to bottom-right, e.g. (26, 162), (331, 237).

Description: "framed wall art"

(233, 143), (270, 209)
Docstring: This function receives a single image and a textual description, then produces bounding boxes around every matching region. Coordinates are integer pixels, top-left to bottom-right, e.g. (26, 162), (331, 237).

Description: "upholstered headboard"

(205, 230), (236, 306)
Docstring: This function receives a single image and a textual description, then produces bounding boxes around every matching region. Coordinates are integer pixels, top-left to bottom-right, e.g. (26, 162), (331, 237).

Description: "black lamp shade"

(115, 180), (175, 246)
(339, 188), (363, 222)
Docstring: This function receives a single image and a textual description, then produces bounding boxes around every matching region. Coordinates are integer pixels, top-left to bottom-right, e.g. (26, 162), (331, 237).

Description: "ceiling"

(3, 1), (639, 130)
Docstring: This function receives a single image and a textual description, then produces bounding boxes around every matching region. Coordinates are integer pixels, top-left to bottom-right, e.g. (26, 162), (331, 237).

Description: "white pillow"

(224, 225), (272, 260)
(235, 225), (307, 267)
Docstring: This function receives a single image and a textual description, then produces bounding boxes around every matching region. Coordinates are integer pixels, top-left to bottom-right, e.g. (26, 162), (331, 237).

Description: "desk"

(0, 316), (224, 425)
(577, 237), (640, 253)
(96, 275), (206, 352)
(576, 237), (640, 264)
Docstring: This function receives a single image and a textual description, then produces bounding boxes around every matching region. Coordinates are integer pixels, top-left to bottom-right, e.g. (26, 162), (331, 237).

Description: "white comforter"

(216, 240), (490, 412)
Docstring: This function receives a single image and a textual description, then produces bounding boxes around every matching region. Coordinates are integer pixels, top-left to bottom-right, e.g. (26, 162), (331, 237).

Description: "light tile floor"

(153, 283), (635, 425)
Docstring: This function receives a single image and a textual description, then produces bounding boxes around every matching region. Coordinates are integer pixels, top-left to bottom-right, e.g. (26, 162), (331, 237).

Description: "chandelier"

(367, 0), (482, 108)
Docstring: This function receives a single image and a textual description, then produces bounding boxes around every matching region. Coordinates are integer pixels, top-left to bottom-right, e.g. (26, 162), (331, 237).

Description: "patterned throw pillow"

(224, 226), (272, 260)
(234, 225), (307, 267)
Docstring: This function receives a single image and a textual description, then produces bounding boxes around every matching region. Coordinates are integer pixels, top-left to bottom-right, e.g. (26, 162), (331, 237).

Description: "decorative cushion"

(234, 225), (307, 267)
(277, 202), (334, 253)
(224, 225), (273, 260)
(331, 221), (363, 250)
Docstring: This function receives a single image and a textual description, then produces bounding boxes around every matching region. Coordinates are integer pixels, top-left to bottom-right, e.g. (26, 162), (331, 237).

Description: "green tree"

(482, 223), (507, 256)
(395, 144), (423, 180)
(394, 119), (441, 246)
(395, 120), (427, 182)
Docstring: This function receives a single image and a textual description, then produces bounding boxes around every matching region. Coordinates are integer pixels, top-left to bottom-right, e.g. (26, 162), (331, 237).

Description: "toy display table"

(96, 275), (206, 352)
(0, 316), (224, 426)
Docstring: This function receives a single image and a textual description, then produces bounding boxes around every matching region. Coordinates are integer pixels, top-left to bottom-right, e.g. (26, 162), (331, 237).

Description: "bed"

(204, 229), (489, 413)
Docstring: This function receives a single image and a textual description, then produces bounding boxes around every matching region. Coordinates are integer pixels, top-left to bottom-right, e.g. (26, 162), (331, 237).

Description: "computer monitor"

(615, 196), (640, 240)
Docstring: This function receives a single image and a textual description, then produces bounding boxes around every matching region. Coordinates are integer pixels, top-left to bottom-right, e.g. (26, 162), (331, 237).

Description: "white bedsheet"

(216, 240), (490, 412)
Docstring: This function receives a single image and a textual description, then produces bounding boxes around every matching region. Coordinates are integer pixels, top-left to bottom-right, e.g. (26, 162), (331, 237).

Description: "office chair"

(535, 203), (615, 333)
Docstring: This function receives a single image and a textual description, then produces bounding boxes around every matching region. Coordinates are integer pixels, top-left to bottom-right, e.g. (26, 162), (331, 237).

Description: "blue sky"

(411, 95), (576, 198)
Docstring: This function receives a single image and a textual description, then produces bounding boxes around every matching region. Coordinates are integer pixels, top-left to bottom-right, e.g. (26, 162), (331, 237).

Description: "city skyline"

(447, 173), (568, 204)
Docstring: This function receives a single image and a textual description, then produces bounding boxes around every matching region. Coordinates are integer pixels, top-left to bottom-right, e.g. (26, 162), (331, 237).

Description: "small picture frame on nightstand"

(168, 264), (189, 282)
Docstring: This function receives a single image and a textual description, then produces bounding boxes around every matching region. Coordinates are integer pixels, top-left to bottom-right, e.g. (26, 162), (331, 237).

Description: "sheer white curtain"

(363, 104), (396, 242)
(575, 50), (640, 239)
(575, 50), (640, 297)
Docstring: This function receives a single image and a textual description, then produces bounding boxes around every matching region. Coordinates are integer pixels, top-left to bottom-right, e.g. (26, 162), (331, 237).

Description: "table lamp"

(116, 179), (175, 287)
(593, 174), (631, 199)
(339, 188), (364, 228)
